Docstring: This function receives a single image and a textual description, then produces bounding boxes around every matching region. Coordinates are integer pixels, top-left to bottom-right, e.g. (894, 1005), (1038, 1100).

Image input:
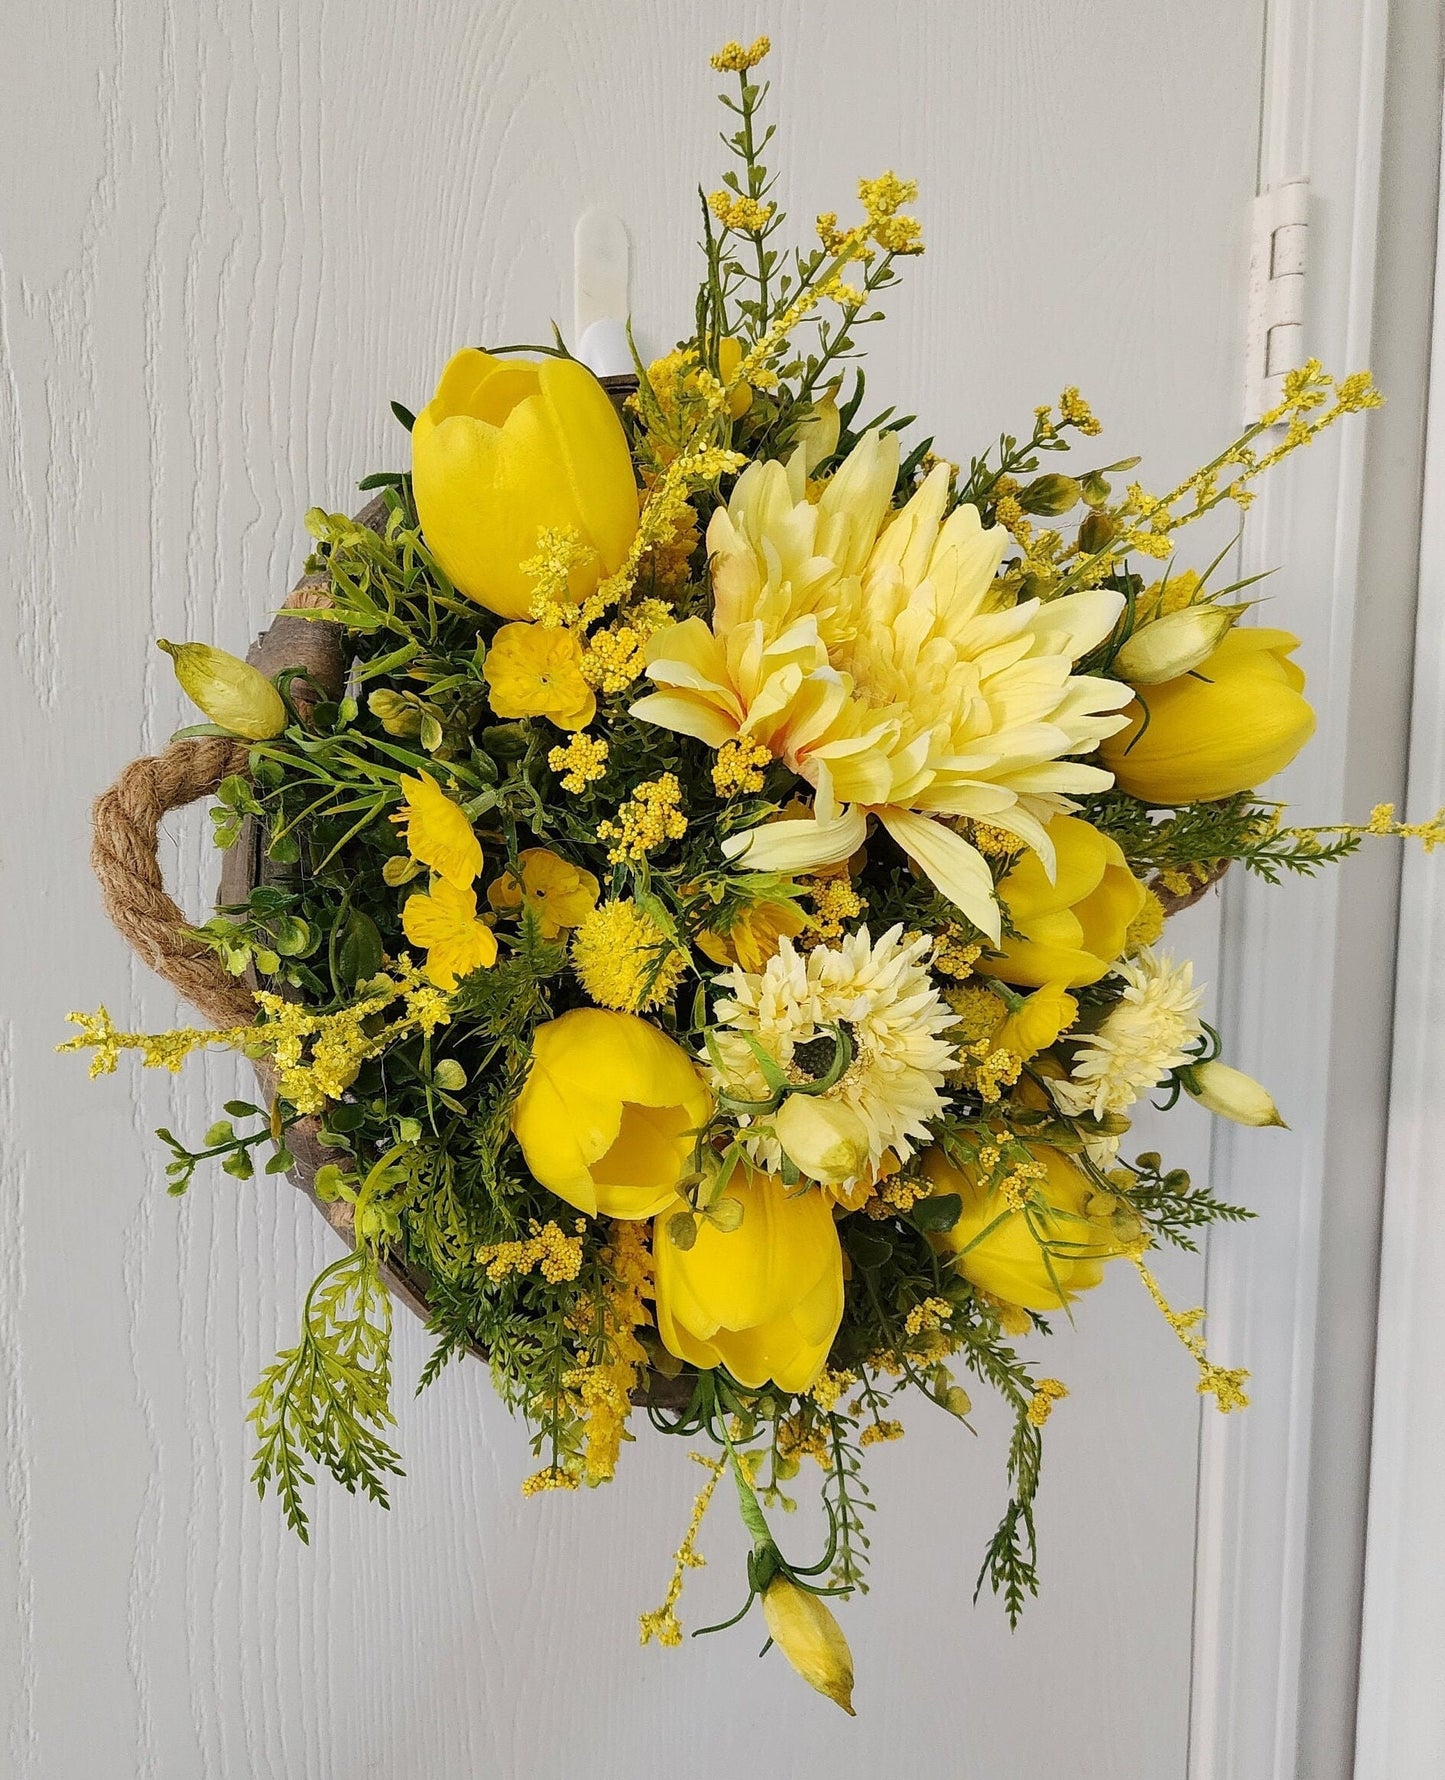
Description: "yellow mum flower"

(484, 622), (596, 730)
(402, 878), (498, 990)
(393, 772), (482, 889)
(410, 348), (639, 620)
(512, 1008), (712, 1218)
(652, 1163), (844, 1393)
(633, 433), (1132, 940)
(487, 847), (599, 939)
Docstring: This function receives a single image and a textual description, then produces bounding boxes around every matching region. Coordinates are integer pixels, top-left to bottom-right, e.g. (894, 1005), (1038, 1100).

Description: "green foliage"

(249, 1249), (403, 1541)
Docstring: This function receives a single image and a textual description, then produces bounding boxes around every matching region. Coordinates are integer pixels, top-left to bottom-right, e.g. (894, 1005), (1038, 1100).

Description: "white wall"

(1, 4), (1268, 1776)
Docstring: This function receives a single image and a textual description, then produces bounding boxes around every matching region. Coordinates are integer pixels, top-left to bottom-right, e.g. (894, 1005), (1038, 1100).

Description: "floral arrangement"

(69, 38), (1437, 1714)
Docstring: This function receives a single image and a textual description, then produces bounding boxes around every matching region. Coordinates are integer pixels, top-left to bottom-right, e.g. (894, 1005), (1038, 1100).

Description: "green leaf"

(330, 907), (383, 990)
(204, 1120), (236, 1147)
(704, 1196), (744, 1233)
(667, 1211), (699, 1251)
(224, 1100), (261, 1118)
(432, 1059), (467, 1092)
(222, 1150), (255, 1180)
(271, 915), (312, 957)
(911, 1193), (963, 1234)
(846, 1227), (893, 1270)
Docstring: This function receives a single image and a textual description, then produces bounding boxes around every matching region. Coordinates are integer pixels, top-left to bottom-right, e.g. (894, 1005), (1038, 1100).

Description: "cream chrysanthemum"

(708, 923), (957, 1189)
(1052, 949), (1203, 1119)
(631, 433), (1132, 939)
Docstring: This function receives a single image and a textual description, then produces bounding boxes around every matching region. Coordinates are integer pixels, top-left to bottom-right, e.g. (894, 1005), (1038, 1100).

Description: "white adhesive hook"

(574, 208), (632, 376)
(1244, 178), (1310, 423)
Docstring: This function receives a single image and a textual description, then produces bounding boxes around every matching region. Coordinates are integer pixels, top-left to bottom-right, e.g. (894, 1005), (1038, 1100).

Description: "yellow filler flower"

(652, 1164), (844, 1392)
(633, 433), (1132, 939)
(922, 1144), (1124, 1313)
(1100, 626), (1315, 803)
(483, 621), (596, 730)
(976, 813), (1145, 989)
(411, 348), (640, 620)
(512, 1008), (713, 1219)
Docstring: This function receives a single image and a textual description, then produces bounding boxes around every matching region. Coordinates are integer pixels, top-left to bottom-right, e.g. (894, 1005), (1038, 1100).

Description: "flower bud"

(774, 1094), (871, 1186)
(1113, 604), (1241, 686)
(792, 387), (842, 472)
(1184, 1061), (1287, 1127)
(1018, 473), (1081, 516)
(159, 640), (287, 740)
(761, 1576), (856, 1715)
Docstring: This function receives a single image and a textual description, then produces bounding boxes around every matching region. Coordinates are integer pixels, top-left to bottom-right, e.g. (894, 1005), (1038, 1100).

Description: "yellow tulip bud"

(1100, 627), (1315, 804)
(411, 349), (639, 620)
(773, 1094), (871, 1185)
(762, 1576), (856, 1715)
(977, 815), (1145, 990)
(791, 386), (841, 472)
(717, 336), (754, 420)
(1185, 1060), (1287, 1127)
(1113, 602), (1241, 685)
(158, 640), (286, 740)
(922, 1143), (1125, 1313)
(652, 1165), (843, 1392)
(511, 1009), (712, 1219)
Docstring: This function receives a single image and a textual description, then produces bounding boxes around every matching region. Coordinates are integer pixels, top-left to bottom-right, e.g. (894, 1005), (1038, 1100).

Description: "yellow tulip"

(512, 1009), (711, 1219)
(483, 621), (596, 730)
(653, 1166), (843, 1392)
(922, 1143), (1122, 1313)
(158, 640), (286, 740)
(1100, 627), (1315, 804)
(411, 348), (639, 620)
(977, 814), (1145, 989)
(762, 1576), (856, 1715)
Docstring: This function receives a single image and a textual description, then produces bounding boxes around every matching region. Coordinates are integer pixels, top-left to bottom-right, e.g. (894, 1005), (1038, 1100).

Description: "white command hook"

(1244, 177), (1309, 424)
(574, 208), (632, 377)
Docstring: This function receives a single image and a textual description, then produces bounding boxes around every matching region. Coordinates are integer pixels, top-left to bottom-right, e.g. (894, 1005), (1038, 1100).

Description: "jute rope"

(91, 735), (258, 1028)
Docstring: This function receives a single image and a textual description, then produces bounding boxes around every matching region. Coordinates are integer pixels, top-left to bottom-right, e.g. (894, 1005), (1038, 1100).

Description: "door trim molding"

(1352, 100), (1445, 1780)
(1187, 1), (1391, 1775)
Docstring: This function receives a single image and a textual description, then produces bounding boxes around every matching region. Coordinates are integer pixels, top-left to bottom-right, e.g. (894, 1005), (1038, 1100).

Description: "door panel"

(0, 3), (1264, 1774)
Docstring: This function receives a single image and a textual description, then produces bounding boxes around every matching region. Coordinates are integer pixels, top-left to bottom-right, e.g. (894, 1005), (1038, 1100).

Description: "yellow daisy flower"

(487, 847), (600, 939)
(402, 878), (498, 989)
(393, 773), (482, 889)
(483, 621), (596, 730)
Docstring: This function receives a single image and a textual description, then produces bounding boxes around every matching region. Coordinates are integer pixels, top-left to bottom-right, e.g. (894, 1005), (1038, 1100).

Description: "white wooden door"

(0, 4), (1280, 1776)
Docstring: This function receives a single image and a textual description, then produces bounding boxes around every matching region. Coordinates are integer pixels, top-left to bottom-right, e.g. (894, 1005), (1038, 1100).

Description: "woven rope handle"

(92, 736), (258, 1027)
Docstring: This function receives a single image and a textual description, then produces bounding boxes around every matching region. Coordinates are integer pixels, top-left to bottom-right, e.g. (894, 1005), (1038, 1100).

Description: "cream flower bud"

(1185, 1060), (1287, 1127)
(1113, 603), (1241, 686)
(774, 1094), (871, 1185)
(158, 640), (286, 740)
(761, 1576), (856, 1715)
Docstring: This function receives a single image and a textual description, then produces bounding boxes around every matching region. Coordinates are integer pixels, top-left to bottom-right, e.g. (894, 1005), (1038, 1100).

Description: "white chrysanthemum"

(707, 923), (957, 1189)
(632, 431), (1132, 939)
(1053, 949), (1204, 1119)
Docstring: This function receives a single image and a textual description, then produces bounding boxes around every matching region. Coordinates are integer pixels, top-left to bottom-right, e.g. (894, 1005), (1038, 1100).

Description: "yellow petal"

(396, 773), (482, 889)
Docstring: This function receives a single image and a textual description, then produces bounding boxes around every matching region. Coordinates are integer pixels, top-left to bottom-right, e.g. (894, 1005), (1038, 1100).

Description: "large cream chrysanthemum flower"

(1052, 948), (1204, 1119)
(631, 433), (1132, 939)
(708, 923), (958, 1189)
